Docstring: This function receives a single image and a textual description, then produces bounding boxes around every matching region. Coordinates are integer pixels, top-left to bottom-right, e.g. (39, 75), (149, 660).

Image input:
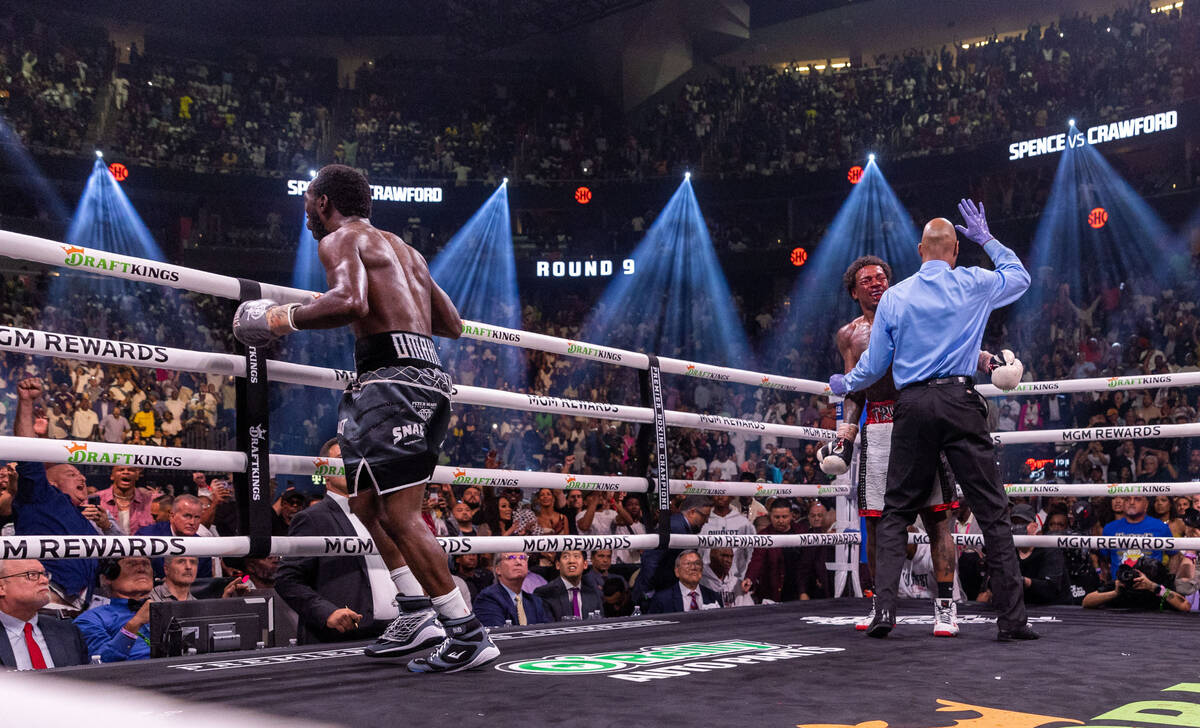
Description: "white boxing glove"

(817, 424), (857, 476)
(987, 349), (1023, 391)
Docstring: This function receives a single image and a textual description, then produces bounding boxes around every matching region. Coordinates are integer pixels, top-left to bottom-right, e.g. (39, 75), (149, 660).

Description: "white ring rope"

(0, 532), (857, 560)
(0, 231), (827, 394)
(0, 435), (849, 498)
(1005, 482), (1200, 497)
(2, 530), (1194, 561)
(4, 230), (1194, 399)
(8, 321), (1199, 449)
(0, 325), (836, 441)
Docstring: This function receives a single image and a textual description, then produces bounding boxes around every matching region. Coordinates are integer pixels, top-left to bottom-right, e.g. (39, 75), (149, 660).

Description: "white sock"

(390, 567), (424, 597)
(431, 589), (471, 621)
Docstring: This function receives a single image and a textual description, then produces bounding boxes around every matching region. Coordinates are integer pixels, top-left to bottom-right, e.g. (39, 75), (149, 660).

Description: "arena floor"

(38, 601), (1198, 727)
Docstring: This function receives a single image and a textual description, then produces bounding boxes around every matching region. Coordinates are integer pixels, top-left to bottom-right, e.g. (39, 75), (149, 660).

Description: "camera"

(1183, 508), (1200, 530)
(1116, 563), (1140, 588)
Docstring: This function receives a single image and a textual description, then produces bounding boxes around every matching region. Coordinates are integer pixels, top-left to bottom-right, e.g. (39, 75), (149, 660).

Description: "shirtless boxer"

(819, 255), (961, 636)
(233, 164), (498, 672)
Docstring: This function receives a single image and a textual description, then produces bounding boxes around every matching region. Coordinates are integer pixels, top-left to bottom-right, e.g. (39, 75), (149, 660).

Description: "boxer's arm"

(835, 327), (864, 439)
(430, 279), (462, 339)
(292, 229), (371, 330)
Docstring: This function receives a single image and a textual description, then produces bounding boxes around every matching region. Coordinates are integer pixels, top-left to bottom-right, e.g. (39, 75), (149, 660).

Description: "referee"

(829, 199), (1037, 642)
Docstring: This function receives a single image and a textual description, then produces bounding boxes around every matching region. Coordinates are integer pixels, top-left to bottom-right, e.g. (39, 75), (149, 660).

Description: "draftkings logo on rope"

(61, 441), (184, 468)
(495, 640), (842, 682)
(449, 470), (521, 488)
(60, 245), (181, 282)
(311, 458), (344, 477)
(684, 364), (731, 381)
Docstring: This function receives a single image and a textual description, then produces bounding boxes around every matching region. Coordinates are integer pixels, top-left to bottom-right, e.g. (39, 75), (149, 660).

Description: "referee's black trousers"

(874, 380), (1027, 631)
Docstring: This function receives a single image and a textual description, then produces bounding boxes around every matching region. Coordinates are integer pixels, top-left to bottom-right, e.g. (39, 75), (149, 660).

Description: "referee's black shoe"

(996, 623), (1040, 642)
(866, 607), (895, 638)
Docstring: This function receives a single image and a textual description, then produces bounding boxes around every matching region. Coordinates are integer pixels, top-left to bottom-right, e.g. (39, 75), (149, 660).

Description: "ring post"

(234, 279), (274, 556)
(640, 353), (671, 549)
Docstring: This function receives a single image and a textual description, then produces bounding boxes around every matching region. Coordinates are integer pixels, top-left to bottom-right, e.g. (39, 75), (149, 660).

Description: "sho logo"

(393, 423), (425, 443)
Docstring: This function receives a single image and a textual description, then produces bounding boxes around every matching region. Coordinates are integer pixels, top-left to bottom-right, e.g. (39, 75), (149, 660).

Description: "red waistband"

(865, 400), (896, 425)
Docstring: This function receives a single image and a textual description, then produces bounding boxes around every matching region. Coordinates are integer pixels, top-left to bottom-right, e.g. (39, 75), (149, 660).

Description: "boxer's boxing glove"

(233, 299), (300, 348)
(984, 349), (1023, 391)
(818, 424), (857, 476)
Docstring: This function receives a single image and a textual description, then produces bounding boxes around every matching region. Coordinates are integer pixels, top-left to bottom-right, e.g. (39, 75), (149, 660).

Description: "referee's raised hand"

(954, 199), (994, 245)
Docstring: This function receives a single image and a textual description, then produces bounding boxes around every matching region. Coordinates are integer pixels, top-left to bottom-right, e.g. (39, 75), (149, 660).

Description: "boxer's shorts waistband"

(355, 331), (442, 374)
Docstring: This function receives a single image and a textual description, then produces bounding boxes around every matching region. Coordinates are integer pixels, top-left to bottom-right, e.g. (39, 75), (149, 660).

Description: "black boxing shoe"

(866, 606), (895, 639)
(364, 596), (446, 658)
(996, 624), (1040, 642)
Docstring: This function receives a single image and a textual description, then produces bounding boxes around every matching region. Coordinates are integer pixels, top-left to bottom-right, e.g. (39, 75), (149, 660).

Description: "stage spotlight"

(684, 171), (692, 181)
(502, 177), (509, 185)
(867, 153), (876, 163)
(0, 116), (70, 220)
(1017, 141), (1177, 335)
(430, 183), (524, 387)
(95, 150), (104, 158)
(1069, 118), (1076, 127)
(308, 169), (317, 179)
(583, 178), (752, 367)
(765, 161), (920, 372)
(52, 159), (195, 335)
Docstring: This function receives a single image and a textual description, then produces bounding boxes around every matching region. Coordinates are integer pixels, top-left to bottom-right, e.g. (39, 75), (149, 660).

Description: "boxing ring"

(4, 229), (1200, 725)
(26, 601), (1199, 727)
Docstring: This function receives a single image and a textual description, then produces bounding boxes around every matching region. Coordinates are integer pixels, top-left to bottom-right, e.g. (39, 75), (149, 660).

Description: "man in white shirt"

(576, 491), (618, 535)
(0, 559), (88, 669)
(707, 451), (739, 482)
(70, 396), (99, 440)
(699, 495), (755, 584)
(683, 448), (708, 480)
(612, 495), (647, 564)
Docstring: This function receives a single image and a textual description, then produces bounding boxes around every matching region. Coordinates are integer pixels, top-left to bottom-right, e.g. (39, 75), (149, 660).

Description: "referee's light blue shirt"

(843, 239), (1030, 392)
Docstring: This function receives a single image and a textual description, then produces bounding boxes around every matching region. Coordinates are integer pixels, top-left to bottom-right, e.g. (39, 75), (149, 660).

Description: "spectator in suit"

(534, 550), (603, 621)
(633, 495), (712, 603)
(135, 495), (213, 579)
(646, 551), (722, 614)
(275, 440), (406, 648)
(74, 557), (155, 662)
(473, 552), (551, 627)
(0, 559), (89, 670)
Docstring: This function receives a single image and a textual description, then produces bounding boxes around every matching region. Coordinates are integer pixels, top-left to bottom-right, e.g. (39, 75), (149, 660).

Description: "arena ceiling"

(64, 0), (661, 53)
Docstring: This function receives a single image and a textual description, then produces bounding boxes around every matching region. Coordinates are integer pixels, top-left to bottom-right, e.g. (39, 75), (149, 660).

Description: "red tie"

(570, 588), (581, 618)
(689, 591), (700, 611)
(23, 622), (47, 670)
